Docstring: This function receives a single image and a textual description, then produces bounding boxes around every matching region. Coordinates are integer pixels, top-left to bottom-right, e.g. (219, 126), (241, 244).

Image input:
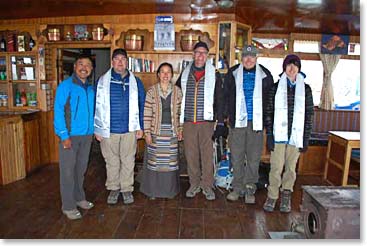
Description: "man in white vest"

(263, 54), (314, 213)
(175, 41), (225, 200)
(224, 45), (274, 204)
(94, 48), (145, 205)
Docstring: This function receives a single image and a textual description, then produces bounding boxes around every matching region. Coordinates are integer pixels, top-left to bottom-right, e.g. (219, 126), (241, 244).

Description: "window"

(258, 57), (360, 108)
(332, 59), (360, 108)
(348, 43), (360, 56)
(257, 57), (323, 105)
(293, 40), (320, 53)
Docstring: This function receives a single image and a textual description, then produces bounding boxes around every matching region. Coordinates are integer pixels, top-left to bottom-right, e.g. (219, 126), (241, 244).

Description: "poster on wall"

(321, 34), (349, 55)
(154, 16), (175, 50)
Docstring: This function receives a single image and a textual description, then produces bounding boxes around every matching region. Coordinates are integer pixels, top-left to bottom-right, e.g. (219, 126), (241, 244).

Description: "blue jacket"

(54, 74), (95, 141)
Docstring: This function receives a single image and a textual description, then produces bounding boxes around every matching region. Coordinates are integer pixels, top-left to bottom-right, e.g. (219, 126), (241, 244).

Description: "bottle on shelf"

(0, 36), (6, 52)
(20, 89), (27, 106)
(29, 37), (35, 51)
(15, 89), (21, 106)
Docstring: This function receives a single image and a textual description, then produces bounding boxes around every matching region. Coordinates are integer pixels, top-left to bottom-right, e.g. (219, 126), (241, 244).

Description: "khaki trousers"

(267, 143), (300, 199)
(100, 132), (137, 192)
(183, 122), (215, 189)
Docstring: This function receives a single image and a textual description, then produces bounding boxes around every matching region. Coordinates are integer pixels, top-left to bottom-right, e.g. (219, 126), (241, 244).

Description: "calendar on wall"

(154, 16), (175, 51)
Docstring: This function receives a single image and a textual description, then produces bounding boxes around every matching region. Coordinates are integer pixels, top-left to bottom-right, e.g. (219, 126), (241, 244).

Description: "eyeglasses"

(194, 51), (208, 56)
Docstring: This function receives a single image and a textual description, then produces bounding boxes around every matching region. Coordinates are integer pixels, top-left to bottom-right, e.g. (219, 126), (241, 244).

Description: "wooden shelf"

(11, 106), (39, 110)
(128, 50), (215, 55)
(12, 64), (35, 67)
(11, 80), (37, 83)
(6, 51), (36, 56)
(45, 40), (111, 48)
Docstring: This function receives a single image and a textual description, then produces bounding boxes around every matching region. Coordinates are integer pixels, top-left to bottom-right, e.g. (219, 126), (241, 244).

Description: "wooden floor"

(0, 141), (328, 239)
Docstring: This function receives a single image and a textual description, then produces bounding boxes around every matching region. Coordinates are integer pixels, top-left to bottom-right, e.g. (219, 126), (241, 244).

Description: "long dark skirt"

(139, 124), (180, 198)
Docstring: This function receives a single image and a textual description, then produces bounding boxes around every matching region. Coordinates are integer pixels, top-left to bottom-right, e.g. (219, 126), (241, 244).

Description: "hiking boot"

(244, 184), (256, 204)
(62, 209), (82, 220)
(185, 185), (201, 198)
(107, 190), (120, 205)
(122, 191), (134, 204)
(76, 200), (94, 210)
(280, 190), (292, 213)
(202, 187), (215, 200)
(226, 190), (244, 201)
(263, 197), (277, 212)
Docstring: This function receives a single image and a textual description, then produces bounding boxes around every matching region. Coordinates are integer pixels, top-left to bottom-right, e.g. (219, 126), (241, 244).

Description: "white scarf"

(274, 72), (305, 148)
(94, 68), (140, 138)
(179, 60), (216, 123)
(234, 63), (266, 130)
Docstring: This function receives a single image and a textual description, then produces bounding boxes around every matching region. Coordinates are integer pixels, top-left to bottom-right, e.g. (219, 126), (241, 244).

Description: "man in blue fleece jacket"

(54, 54), (95, 220)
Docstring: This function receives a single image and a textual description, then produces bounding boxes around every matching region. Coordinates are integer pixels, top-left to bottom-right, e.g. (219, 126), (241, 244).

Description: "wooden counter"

(324, 131), (360, 186)
(0, 111), (44, 185)
(0, 114), (26, 185)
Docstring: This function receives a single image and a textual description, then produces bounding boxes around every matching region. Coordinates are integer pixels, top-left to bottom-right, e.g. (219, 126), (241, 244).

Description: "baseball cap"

(193, 41), (209, 52)
(242, 45), (258, 57)
(112, 48), (128, 59)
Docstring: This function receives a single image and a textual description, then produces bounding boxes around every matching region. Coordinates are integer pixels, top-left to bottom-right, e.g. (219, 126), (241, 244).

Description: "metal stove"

(300, 186), (360, 239)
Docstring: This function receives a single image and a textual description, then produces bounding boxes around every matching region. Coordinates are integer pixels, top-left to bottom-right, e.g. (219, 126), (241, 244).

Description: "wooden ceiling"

(0, 0), (360, 35)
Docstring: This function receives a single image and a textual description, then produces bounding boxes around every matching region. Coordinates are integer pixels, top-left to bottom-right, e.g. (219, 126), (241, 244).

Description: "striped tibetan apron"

(147, 124), (178, 172)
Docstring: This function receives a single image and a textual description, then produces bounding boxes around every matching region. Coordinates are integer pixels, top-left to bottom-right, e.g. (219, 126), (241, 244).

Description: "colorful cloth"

(147, 124), (179, 172)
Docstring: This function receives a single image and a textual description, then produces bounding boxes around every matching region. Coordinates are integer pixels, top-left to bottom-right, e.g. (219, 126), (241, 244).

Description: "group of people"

(54, 41), (314, 220)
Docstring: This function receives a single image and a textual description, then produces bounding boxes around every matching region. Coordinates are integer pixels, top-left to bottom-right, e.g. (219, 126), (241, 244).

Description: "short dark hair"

(74, 53), (93, 64)
(156, 62), (173, 76)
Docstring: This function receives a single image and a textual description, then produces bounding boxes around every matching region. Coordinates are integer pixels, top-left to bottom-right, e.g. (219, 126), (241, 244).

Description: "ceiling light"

(191, 7), (217, 20)
(216, 0), (233, 8)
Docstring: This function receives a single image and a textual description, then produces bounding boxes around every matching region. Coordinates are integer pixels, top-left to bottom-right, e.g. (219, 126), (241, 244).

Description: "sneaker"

(280, 190), (292, 213)
(62, 209), (82, 220)
(202, 187), (215, 200)
(263, 197), (277, 212)
(244, 184), (256, 204)
(122, 192), (134, 204)
(226, 190), (244, 201)
(107, 190), (120, 205)
(185, 185), (201, 198)
(76, 200), (94, 210)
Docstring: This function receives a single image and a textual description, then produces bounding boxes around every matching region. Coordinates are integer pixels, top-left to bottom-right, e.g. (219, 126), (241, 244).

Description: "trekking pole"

(219, 136), (224, 159)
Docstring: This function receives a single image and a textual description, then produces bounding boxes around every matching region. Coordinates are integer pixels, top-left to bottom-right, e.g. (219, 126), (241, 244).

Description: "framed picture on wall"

(17, 35), (25, 52)
(74, 24), (87, 40)
(321, 34), (349, 55)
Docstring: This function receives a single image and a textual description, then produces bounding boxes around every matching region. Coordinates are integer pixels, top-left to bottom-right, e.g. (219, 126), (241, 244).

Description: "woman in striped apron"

(140, 62), (183, 199)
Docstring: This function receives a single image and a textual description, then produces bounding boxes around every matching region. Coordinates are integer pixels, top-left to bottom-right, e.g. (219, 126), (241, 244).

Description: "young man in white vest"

(263, 54), (314, 212)
(94, 48), (145, 205)
(175, 41), (226, 200)
(224, 45), (274, 204)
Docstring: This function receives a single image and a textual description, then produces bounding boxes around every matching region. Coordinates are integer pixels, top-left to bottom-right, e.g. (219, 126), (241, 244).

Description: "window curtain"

(319, 54), (341, 110)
